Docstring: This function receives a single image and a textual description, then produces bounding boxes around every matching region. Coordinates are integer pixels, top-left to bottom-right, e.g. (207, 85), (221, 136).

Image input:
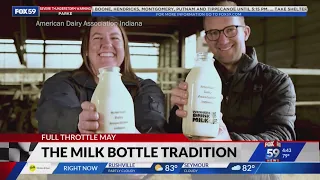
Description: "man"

(166, 1), (296, 179)
(167, 1), (296, 141)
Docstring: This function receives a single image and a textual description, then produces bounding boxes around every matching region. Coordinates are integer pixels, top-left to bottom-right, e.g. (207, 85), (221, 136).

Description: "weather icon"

(155, 164), (163, 171)
(29, 164), (36, 172)
(231, 165), (241, 171)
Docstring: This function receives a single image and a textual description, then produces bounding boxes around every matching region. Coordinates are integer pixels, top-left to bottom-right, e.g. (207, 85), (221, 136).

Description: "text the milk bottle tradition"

(91, 67), (136, 133)
(183, 52), (222, 138)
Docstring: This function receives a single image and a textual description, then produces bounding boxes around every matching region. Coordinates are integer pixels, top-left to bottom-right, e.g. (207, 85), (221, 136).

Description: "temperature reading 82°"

(165, 165), (178, 171)
(242, 165), (255, 172)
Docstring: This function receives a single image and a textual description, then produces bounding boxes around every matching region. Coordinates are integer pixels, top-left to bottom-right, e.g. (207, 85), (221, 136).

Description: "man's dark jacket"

(36, 71), (166, 134)
(166, 47), (297, 141)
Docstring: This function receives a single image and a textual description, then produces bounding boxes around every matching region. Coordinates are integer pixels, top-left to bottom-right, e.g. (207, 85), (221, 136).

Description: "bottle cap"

(196, 52), (208, 59)
(196, 52), (211, 62)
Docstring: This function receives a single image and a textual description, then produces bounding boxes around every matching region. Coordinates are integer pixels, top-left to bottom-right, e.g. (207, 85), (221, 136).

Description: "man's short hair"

(203, 0), (246, 29)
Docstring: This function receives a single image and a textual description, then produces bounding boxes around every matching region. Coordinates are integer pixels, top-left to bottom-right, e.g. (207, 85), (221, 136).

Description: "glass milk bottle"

(91, 67), (136, 133)
(182, 52), (222, 138)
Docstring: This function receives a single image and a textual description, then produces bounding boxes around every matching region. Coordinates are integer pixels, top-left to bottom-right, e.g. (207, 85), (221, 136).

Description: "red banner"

(0, 162), (16, 180)
(40, 6), (91, 12)
(0, 134), (192, 142)
(0, 134), (316, 142)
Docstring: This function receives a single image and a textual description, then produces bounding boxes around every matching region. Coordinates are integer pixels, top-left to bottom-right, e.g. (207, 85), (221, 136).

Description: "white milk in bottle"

(91, 67), (136, 133)
(182, 52), (222, 138)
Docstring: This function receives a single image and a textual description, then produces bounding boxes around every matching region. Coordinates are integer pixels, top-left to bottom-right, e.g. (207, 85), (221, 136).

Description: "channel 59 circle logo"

(266, 148), (280, 159)
(264, 141), (281, 161)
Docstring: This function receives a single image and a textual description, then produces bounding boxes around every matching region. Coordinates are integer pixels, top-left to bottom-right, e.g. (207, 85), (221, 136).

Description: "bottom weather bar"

(7, 162), (320, 175)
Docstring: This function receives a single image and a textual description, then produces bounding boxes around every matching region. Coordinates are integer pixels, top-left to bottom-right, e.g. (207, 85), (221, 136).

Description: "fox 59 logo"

(266, 148), (280, 160)
(12, 6), (39, 17)
(265, 141), (281, 162)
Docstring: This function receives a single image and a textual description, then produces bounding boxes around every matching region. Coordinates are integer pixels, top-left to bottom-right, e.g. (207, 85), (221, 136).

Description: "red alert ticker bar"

(0, 134), (192, 142)
(40, 6), (92, 16)
(0, 134), (318, 143)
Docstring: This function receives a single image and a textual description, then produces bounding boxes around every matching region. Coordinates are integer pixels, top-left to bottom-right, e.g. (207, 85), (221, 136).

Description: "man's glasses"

(205, 25), (246, 41)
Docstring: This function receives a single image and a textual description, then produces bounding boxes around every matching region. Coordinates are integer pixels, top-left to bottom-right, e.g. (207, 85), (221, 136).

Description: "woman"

(36, 17), (166, 134)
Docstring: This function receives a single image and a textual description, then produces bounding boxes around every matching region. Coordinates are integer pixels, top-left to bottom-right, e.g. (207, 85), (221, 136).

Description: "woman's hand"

(78, 101), (140, 134)
(78, 101), (99, 133)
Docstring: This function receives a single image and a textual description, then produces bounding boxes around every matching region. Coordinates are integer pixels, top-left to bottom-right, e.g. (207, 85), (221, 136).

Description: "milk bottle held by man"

(182, 52), (222, 138)
(91, 66), (136, 133)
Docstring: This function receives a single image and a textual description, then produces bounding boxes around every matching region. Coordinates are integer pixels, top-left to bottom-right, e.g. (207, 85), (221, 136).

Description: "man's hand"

(170, 82), (188, 118)
(78, 101), (99, 133)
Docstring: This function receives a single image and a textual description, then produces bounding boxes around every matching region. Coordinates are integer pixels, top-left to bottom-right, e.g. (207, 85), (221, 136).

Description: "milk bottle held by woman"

(182, 52), (222, 138)
(91, 66), (136, 133)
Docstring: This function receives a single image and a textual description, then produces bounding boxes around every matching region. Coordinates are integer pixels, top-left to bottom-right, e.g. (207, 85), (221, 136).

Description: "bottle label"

(197, 85), (217, 104)
(191, 84), (220, 124)
(110, 111), (128, 130)
(192, 110), (218, 124)
(109, 110), (128, 130)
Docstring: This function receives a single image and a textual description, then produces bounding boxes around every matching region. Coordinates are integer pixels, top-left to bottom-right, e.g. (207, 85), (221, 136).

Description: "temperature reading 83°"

(242, 165), (255, 172)
(165, 165), (178, 171)
(266, 148), (280, 158)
